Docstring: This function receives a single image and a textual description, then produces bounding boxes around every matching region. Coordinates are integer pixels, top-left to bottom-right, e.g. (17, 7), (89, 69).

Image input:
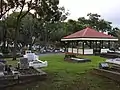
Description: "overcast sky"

(59, 0), (120, 27)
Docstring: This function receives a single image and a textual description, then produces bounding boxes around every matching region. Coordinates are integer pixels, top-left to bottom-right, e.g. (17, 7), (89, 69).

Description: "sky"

(59, 0), (120, 27)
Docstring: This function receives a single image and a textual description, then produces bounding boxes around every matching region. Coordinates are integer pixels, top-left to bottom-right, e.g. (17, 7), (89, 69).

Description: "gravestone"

(0, 62), (5, 76)
(19, 58), (29, 69)
(99, 62), (109, 69)
(0, 62), (5, 72)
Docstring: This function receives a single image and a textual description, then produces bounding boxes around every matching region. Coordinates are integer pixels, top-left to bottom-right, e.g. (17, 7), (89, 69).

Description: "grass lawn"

(6, 54), (120, 90)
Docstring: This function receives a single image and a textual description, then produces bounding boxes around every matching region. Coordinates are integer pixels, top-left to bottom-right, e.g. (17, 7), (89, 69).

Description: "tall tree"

(35, 0), (68, 47)
(20, 13), (39, 49)
(77, 13), (112, 32)
(2, 0), (68, 59)
(11, 0), (36, 60)
(1, 0), (39, 60)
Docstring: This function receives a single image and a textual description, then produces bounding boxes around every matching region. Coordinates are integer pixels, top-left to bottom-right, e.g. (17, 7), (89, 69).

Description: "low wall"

(101, 49), (109, 53)
(0, 69), (47, 88)
(84, 49), (93, 54)
(93, 68), (120, 82)
(68, 48), (93, 54)
(68, 48), (110, 54)
(78, 49), (83, 54)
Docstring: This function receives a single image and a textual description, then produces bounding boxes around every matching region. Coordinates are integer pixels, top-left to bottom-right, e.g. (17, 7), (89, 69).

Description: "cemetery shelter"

(61, 27), (118, 55)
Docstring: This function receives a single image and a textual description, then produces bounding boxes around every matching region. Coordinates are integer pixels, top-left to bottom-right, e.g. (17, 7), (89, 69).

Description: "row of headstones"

(0, 58), (30, 76)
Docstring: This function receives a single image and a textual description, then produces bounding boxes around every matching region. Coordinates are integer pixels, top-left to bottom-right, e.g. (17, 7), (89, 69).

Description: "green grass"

(6, 54), (120, 90)
(41, 55), (105, 73)
(5, 58), (19, 67)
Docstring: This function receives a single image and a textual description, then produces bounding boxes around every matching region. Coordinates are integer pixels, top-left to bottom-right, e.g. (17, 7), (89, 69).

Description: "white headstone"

(24, 53), (36, 61)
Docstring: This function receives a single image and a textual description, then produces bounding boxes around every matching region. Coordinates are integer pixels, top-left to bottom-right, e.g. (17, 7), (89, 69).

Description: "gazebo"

(61, 27), (118, 55)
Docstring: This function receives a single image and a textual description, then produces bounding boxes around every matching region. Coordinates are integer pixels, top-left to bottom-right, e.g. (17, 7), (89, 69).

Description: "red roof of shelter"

(63, 27), (116, 39)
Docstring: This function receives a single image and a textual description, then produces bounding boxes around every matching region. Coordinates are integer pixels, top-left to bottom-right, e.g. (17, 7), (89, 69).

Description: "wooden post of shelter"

(82, 41), (84, 55)
(108, 41), (110, 49)
(77, 41), (79, 55)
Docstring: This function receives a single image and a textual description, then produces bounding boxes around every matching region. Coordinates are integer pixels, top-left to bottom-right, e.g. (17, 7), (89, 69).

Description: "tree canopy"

(0, 0), (68, 59)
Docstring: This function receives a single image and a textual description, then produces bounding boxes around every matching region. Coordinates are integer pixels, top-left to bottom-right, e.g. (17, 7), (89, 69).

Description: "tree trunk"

(12, 20), (20, 60)
(12, 41), (17, 60)
(2, 21), (8, 54)
(29, 41), (32, 50)
(44, 28), (49, 49)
